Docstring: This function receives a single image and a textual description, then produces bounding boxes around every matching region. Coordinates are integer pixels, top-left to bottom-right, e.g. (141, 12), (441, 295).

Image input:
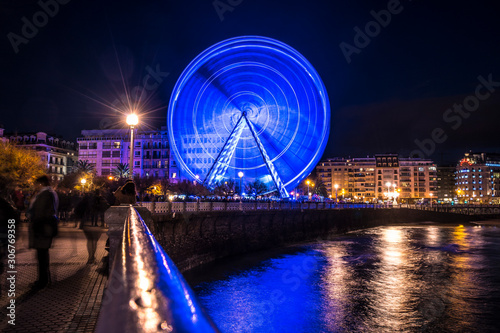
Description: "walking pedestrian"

(27, 175), (59, 290)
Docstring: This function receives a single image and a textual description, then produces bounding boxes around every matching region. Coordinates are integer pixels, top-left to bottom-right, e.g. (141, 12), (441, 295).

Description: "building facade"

(437, 166), (456, 202)
(316, 154), (437, 202)
(76, 127), (178, 180)
(455, 152), (500, 203)
(2, 130), (78, 182)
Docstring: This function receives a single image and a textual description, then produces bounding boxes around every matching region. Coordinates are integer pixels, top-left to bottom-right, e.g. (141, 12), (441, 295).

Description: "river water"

(188, 225), (500, 332)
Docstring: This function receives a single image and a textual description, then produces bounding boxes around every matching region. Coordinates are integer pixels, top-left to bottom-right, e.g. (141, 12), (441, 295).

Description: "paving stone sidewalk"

(0, 222), (108, 333)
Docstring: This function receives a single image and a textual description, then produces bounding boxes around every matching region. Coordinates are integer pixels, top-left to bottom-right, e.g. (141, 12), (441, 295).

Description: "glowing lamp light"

(126, 113), (139, 126)
(80, 178), (86, 185)
(238, 172), (244, 178)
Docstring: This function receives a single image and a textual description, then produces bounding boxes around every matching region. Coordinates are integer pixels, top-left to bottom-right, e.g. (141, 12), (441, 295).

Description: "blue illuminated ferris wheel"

(167, 36), (330, 197)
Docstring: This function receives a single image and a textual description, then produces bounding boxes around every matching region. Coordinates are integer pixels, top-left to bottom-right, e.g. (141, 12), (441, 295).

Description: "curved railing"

(96, 206), (219, 333)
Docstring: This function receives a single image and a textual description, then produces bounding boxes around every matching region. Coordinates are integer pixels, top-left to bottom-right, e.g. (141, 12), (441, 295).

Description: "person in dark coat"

(113, 180), (137, 205)
(27, 175), (59, 289)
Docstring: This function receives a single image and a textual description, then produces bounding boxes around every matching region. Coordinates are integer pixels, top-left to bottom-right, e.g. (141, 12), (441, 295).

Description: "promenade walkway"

(0, 223), (108, 333)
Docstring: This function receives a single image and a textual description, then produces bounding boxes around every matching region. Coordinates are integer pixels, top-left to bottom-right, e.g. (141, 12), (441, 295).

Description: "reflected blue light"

(167, 36), (330, 195)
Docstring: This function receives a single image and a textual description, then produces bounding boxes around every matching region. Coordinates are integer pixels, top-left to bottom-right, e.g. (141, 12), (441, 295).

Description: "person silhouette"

(27, 175), (59, 290)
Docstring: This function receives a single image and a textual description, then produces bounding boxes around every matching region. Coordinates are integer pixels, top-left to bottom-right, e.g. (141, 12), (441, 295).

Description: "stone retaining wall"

(147, 208), (482, 272)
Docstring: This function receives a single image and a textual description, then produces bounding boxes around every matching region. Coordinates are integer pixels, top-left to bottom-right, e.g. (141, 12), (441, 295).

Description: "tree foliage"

(213, 179), (236, 196)
(74, 160), (95, 173)
(113, 163), (129, 179)
(313, 177), (328, 197)
(0, 142), (46, 193)
(244, 180), (268, 199)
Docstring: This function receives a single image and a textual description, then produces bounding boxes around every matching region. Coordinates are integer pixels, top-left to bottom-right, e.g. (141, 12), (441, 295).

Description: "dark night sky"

(1, 0), (500, 164)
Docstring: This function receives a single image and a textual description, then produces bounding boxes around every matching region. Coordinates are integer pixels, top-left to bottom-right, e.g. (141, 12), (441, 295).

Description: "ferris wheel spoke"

(198, 67), (240, 110)
(244, 115), (289, 198)
(204, 113), (247, 187)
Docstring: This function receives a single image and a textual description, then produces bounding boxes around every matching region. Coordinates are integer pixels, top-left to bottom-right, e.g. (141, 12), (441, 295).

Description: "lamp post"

(80, 178), (86, 193)
(392, 183), (397, 205)
(334, 184), (339, 204)
(385, 181), (392, 204)
(430, 193), (433, 208)
(306, 180), (310, 200)
(238, 171), (244, 197)
(126, 113), (139, 180)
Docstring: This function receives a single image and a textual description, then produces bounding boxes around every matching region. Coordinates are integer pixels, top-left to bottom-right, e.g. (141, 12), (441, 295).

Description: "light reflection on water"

(192, 226), (500, 332)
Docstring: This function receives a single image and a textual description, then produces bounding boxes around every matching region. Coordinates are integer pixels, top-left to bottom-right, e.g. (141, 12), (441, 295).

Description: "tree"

(313, 177), (328, 197)
(245, 180), (268, 199)
(74, 160), (95, 173)
(213, 179), (236, 196)
(133, 175), (158, 199)
(0, 142), (46, 194)
(113, 163), (129, 179)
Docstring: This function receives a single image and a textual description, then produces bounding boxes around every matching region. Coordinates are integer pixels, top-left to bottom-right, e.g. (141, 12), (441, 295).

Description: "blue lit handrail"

(96, 206), (219, 333)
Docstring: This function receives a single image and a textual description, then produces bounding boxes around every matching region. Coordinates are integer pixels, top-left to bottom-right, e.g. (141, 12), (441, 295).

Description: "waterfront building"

(1, 129), (78, 182)
(316, 154), (437, 202)
(455, 152), (500, 203)
(437, 165), (456, 202)
(76, 127), (178, 180)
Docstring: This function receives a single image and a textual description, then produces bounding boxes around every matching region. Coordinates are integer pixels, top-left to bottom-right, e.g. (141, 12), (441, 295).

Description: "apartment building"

(437, 165), (456, 202)
(455, 152), (500, 203)
(316, 154), (437, 202)
(2, 129), (78, 182)
(76, 127), (178, 180)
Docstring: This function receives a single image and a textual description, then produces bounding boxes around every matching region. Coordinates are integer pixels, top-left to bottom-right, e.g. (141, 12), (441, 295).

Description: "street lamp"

(386, 182), (392, 202)
(126, 113), (139, 179)
(392, 183), (397, 205)
(80, 178), (86, 193)
(334, 184), (339, 204)
(430, 193), (433, 208)
(238, 171), (244, 196)
(306, 180), (310, 199)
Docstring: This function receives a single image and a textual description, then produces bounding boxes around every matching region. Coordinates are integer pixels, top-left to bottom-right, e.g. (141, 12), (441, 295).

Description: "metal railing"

(401, 204), (500, 215)
(138, 201), (384, 214)
(96, 206), (219, 333)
